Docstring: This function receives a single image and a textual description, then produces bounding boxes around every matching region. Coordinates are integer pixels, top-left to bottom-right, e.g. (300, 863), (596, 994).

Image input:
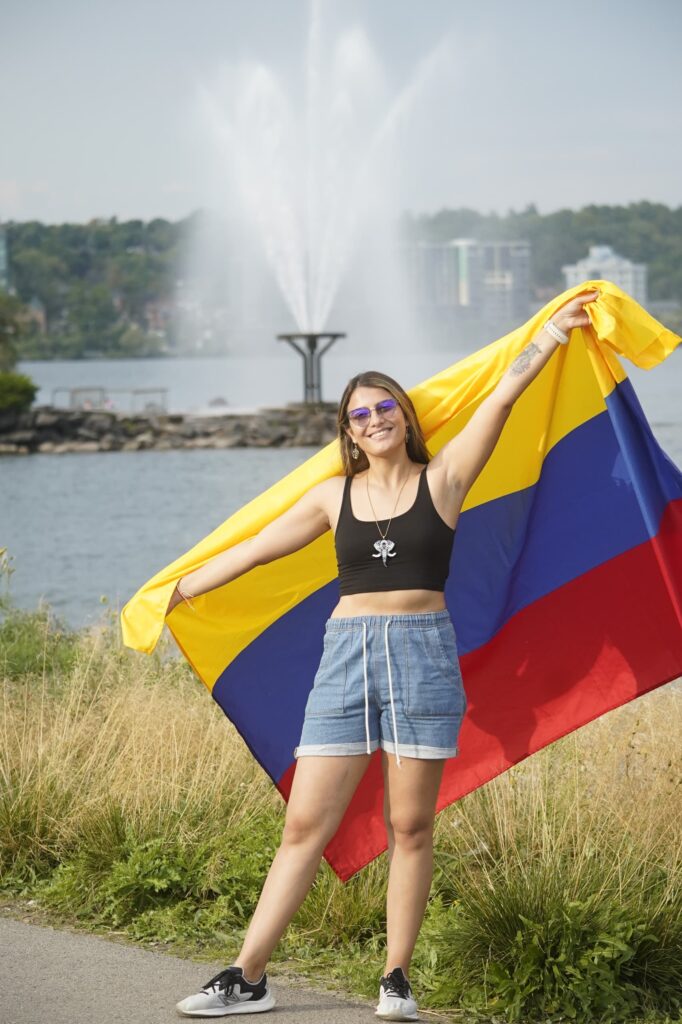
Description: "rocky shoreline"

(0, 403), (339, 455)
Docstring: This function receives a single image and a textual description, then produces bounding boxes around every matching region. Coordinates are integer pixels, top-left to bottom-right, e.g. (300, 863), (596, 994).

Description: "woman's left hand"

(553, 289), (600, 333)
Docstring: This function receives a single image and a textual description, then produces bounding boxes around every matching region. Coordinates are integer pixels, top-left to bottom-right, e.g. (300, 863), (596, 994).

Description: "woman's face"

(344, 385), (407, 458)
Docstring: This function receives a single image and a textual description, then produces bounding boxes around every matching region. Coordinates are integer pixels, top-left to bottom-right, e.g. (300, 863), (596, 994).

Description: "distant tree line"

(401, 200), (682, 302)
(4, 214), (199, 360)
(2, 201), (681, 360)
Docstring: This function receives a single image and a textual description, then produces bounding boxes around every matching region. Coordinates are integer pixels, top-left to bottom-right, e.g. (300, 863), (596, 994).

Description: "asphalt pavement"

(0, 912), (383, 1024)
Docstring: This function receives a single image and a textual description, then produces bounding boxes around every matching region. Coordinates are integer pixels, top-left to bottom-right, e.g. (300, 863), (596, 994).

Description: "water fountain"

(194, 0), (454, 402)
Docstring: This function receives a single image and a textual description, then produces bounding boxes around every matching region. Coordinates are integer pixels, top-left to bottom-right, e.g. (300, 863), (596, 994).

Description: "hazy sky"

(2, 0), (681, 224)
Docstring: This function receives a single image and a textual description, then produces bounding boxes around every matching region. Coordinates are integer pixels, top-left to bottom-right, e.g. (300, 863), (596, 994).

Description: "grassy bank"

(0, 587), (680, 1023)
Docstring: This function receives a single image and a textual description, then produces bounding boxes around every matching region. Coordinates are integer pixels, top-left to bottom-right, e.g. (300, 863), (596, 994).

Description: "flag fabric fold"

(121, 280), (682, 881)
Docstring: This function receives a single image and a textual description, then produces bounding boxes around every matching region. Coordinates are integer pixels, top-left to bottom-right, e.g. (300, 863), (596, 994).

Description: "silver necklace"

(365, 468), (412, 566)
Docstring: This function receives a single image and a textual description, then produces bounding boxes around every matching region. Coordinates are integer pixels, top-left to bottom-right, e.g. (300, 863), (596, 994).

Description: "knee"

(282, 810), (333, 849)
(389, 815), (434, 852)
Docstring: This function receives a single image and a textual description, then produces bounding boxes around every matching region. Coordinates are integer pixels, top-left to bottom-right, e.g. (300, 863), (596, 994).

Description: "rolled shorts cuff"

(381, 739), (459, 760)
(294, 740), (459, 760)
(294, 740), (380, 758)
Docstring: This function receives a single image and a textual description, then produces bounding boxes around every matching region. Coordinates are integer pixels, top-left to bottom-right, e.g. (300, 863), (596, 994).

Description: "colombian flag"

(121, 281), (682, 881)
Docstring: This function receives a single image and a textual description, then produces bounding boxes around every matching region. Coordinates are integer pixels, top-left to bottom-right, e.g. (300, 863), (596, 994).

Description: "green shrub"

(37, 808), (283, 930)
(412, 861), (682, 1023)
(0, 371), (37, 412)
(0, 604), (78, 680)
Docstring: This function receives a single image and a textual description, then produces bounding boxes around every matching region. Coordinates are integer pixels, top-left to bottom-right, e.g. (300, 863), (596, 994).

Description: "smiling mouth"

(370, 428), (392, 438)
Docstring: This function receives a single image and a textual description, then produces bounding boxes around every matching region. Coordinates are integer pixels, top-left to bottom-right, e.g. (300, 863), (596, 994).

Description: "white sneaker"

(176, 965), (276, 1016)
(375, 966), (419, 1021)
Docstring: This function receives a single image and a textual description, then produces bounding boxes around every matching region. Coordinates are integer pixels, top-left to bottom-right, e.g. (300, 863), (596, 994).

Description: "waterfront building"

(562, 245), (647, 305)
(479, 240), (532, 323)
(401, 237), (531, 345)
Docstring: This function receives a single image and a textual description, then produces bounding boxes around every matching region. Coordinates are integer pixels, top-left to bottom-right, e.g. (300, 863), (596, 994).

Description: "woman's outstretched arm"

(166, 478), (334, 615)
(493, 288), (599, 406)
(430, 288), (599, 500)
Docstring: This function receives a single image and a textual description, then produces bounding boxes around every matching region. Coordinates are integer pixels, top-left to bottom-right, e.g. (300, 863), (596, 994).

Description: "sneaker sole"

(375, 1001), (419, 1021)
(176, 992), (276, 1016)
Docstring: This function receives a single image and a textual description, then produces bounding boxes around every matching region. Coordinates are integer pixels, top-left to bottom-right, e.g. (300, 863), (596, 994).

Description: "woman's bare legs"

(381, 753), (445, 977)
(233, 753), (371, 981)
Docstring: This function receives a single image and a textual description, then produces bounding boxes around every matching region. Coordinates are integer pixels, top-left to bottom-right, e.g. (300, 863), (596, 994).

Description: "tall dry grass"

(1, 599), (680, 1022)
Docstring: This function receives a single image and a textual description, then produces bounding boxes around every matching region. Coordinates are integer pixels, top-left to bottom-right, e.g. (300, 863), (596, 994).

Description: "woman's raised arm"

(166, 479), (334, 615)
(430, 289), (599, 500)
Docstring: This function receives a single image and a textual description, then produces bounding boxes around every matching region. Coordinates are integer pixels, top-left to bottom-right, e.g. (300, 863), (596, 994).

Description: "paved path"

(0, 913), (382, 1024)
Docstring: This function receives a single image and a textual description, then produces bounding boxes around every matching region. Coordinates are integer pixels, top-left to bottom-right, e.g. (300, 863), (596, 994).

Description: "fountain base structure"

(277, 332), (345, 404)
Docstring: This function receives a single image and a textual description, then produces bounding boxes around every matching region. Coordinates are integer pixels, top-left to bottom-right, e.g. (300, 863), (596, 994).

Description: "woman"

(172, 289), (599, 1020)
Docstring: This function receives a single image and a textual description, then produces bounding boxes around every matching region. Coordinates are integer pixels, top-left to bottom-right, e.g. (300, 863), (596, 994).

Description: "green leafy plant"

(0, 603), (78, 680)
(0, 371), (37, 412)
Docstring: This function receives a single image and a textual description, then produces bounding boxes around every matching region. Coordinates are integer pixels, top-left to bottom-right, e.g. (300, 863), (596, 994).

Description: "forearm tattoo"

(508, 341), (542, 377)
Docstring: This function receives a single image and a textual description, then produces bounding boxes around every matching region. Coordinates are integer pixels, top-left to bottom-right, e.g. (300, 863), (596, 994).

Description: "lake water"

(1, 446), (311, 629)
(18, 349), (464, 415)
(3, 350), (681, 629)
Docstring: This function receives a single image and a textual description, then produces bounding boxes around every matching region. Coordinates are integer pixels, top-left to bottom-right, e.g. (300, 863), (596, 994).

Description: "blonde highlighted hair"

(336, 370), (431, 476)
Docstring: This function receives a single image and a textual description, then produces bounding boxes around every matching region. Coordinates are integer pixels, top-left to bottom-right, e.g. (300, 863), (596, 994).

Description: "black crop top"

(334, 465), (456, 596)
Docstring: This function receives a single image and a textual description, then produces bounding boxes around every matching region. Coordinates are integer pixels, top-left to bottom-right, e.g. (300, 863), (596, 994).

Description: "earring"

(351, 443), (360, 460)
(405, 428), (410, 445)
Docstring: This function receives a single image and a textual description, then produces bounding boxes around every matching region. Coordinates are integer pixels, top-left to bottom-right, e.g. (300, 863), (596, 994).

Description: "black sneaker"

(375, 966), (419, 1021)
(176, 964), (276, 1016)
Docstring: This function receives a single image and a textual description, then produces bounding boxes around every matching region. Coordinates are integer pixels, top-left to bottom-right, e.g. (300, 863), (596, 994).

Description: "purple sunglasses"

(347, 397), (400, 426)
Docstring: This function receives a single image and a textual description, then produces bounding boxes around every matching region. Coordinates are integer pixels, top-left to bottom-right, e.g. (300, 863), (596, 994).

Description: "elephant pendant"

(372, 538), (396, 566)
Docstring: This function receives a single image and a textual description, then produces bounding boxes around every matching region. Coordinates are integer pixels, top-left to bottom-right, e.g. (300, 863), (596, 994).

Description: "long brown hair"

(337, 370), (431, 476)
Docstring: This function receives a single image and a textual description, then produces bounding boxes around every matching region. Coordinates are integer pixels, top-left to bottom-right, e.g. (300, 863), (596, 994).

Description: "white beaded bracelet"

(543, 319), (570, 345)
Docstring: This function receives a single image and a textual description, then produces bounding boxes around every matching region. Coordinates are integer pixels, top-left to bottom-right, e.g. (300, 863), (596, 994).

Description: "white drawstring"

(362, 622), (371, 755)
(361, 619), (402, 767)
(384, 618), (402, 768)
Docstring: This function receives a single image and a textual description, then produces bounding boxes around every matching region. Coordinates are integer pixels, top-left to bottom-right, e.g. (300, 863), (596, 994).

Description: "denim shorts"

(293, 610), (467, 765)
